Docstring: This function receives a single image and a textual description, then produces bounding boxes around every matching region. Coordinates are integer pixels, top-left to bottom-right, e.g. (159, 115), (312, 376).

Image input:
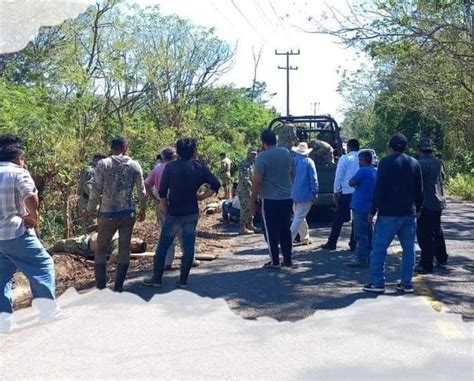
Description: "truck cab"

(268, 115), (344, 208)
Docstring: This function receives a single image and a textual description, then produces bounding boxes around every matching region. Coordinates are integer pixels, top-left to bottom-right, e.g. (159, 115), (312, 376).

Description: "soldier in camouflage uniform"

(274, 123), (298, 151)
(77, 153), (107, 232)
(48, 232), (146, 258)
(237, 148), (258, 235)
(309, 139), (334, 166)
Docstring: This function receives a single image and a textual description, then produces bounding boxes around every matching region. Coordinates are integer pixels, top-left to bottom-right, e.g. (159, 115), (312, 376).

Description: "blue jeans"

(0, 232), (56, 314)
(370, 215), (416, 287)
(153, 214), (199, 284)
(222, 201), (240, 221)
(353, 210), (372, 263)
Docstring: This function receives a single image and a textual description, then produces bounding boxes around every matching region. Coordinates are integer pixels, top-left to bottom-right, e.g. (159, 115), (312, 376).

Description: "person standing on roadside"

(0, 138), (61, 333)
(347, 150), (377, 268)
(143, 138), (220, 288)
(219, 152), (233, 200)
(78, 152), (107, 233)
(252, 130), (294, 268)
(415, 138), (448, 274)
(85, 137), (147, 292)
(363, 133), (423, 294)
(321, 139), (360, 251)
(274, 122), (298, 151)
(238, 148), (258, 235)
(290, 142), (319, 246)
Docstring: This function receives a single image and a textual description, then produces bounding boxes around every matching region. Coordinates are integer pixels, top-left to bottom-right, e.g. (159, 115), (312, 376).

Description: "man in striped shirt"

(0, 138), (60, 333)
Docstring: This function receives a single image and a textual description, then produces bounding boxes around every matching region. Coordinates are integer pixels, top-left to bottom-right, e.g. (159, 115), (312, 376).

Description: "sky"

(138, 0), (365, 121)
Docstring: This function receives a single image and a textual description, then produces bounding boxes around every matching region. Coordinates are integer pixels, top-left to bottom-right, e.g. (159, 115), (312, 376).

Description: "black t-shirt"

(159, 159), (221, 217)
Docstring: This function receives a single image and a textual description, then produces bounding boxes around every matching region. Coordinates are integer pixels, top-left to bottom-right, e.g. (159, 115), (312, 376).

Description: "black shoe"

(396, 283), (414, 293)
(362, 283), (385, 293)
(94, 263), (107, 290)
(114, 263), (129, 292)
(436, 261), (448, 269)
(321, 243), (336, 251)
(346, 261), (369, 268)
(414, 264), (432, 274)
(282, 260), (295, 268)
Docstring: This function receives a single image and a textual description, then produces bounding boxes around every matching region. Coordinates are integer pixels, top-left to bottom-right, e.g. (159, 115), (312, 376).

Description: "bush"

(447, 174), (474, 201)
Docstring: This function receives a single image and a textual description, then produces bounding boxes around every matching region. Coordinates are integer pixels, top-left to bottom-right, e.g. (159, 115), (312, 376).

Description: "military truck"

(268, 115), (344, 208)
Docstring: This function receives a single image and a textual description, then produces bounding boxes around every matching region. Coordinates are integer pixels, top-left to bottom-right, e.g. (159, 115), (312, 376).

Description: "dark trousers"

(417, 209), (448, 271)
(327, 193), (356, 248)
(262, 198), (293, 265)
(96, 215), (136, 265)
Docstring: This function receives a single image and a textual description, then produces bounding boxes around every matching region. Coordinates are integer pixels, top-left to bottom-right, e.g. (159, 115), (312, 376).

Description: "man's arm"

(16, 171), (39, 228)
(369, 161), (385, 222)
(251, 172), (263, 213)
(333, 155), (346, 193)
(158, 164), (171, 212)
(308, 159), (319, 197)
(414, 160), (423, 217)
(349, 169), (362, 188)
(134, 163), (147, 222)
(86, 161), (104, 214)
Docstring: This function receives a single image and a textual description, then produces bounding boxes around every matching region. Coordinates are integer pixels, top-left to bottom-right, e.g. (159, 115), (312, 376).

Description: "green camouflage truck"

(268, 115), (344, 209)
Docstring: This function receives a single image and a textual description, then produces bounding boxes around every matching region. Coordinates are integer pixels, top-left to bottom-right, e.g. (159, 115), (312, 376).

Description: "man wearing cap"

(415, 138), (448, 274)
(363, 133), (423, 294)
(237, 148), (258, 235)
(290, 142), (318, 246)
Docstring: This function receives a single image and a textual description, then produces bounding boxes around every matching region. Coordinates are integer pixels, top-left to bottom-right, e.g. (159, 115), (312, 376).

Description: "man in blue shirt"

(290, 142), (319, 246)
(348, 150), (377, 268)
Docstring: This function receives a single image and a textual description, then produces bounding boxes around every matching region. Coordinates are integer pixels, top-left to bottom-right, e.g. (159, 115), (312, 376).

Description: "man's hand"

(137, 208), (146, 222)
(333, 193), (340, 205)
(23, 210), (39, 229)
(367, 214), (375, 224)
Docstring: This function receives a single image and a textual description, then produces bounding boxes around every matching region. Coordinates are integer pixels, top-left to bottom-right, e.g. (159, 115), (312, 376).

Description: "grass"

(447, 174), (474, 201)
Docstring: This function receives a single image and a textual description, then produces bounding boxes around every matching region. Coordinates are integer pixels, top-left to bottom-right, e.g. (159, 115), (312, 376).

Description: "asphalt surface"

(127, 198), (474, 322)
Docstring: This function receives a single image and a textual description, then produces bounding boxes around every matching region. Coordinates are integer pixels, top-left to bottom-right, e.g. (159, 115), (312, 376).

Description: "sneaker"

(142, 278), (162, 288)
(436, 261), (448, 269)
(362, 283), (385, 293)
(346, 260), (369, 268)
(281, 261), (295, 268)
(294, 239), (312, 247)
(192, 259), (200, 267)
(176, 282), (188, 289)
(239, 227), (254, 235)
(396, 283), (414, 293)
(321, 243), (336, 251)
(414, 264), (432, 274)
(262, 261), (281, 269)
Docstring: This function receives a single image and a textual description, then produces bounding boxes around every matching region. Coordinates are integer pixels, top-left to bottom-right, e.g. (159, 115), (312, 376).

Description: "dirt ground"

(13, 201), (234, 310)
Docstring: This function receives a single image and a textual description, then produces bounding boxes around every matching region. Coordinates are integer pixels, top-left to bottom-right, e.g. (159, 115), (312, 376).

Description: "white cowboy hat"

(292, 142), (313, 155)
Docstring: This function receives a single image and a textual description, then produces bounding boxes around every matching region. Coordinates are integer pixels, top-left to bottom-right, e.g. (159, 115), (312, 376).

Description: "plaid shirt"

(0, 162), (37, 240)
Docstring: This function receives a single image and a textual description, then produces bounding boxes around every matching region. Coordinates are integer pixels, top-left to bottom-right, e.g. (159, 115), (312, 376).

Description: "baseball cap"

(389, 133), (408, 152)
(417, 137), (433, 151)
(248, 147), (258, 154)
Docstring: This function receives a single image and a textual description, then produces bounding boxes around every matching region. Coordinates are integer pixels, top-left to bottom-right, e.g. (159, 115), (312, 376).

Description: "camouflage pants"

(238, 191), (253, 226)
(78, 198), (96, 233)
(49, 235), (91, 256)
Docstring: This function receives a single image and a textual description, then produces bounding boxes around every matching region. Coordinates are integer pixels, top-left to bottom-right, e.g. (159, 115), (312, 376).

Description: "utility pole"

(310, 101), (320, 116)
(275, 49), (300, 116)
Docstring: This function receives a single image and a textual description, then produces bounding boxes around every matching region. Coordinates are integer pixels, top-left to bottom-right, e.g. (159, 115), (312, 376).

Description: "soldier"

(237, 148), (258, 235)
(48, 232), (147, 259)
(274, 123), (298, 151)
(309, 139), (334, 166)
(77, 153), (107, 232)
(219, 152), (233, 200)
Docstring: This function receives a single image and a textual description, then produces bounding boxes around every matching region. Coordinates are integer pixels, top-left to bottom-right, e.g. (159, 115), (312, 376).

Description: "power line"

(251, 0), (273, 29)
(276, 49), (300, 116)
(229, 0), (260, 34)
(267, 0), (286, 30)
(208, 0), (239, 31)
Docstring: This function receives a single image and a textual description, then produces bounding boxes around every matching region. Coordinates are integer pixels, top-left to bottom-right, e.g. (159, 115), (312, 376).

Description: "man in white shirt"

(321, 139), (360, 251)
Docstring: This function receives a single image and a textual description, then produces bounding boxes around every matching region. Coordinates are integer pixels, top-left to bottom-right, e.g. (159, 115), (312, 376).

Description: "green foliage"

(0, 2), (276, 241)
(447, 174), (474, 201)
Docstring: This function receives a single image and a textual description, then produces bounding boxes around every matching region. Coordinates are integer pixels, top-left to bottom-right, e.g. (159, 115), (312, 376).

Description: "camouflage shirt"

(237, 157), (254, 192)
(78, 164), (94, 200)
(274, 123), (297, 150)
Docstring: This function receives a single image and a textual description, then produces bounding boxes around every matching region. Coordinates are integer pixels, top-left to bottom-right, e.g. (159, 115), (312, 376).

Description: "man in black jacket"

(415, 138), (448, 274)
(363, 133), (423, 294)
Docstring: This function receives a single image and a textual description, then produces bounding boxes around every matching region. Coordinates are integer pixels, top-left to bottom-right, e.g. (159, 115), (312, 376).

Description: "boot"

(114, 263), (129, 292)
(239, 225), (254, 235)
(94, 263), (107, 290)
(248, 223), (262, 234)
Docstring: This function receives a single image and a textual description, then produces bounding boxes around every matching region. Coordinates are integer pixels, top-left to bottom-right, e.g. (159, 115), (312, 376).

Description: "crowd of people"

(0, 126), (448, 332)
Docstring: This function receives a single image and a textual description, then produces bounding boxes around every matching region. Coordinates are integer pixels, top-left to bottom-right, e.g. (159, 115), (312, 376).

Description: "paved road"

(127, 198), (473, 322)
